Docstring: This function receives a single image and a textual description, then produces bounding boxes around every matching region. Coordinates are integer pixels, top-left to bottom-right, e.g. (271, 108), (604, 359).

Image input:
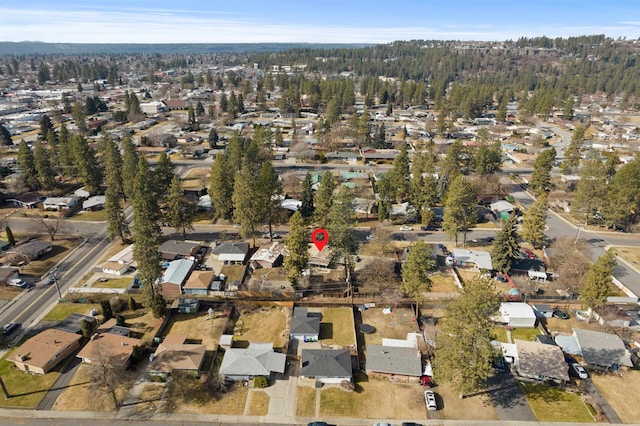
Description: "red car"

(523, 249), (536, 259)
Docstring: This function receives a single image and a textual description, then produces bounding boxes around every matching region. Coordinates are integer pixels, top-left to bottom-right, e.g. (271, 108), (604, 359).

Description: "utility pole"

(51, 268), (62, 300)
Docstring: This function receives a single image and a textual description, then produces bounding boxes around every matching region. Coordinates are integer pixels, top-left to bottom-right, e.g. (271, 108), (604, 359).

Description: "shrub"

(110, 296), (126, 313)
(254, 376), (269, 388)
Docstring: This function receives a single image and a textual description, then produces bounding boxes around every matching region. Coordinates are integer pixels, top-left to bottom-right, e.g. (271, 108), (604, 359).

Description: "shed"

(532, 304), (554, 319)
(496, 303), (537, 328)
(171, 298), (200, 314)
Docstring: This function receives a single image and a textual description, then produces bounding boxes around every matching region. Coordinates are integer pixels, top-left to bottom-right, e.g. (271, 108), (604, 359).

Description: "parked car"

(494, 275), (508, 283)
(307, 422), (328, 426)
(553, 310), (570, 320)
(571, 362), (588, 379)
(8, 278), (28, 289)
(523, 249), (536, 259)
(424, 390), (437, 411)
(2, 323), (17, 335)
(399, 226), (413, 231)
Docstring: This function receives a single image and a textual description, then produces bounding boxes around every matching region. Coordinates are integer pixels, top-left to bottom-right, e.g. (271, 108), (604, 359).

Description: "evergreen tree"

(5, 226), (14, 246)
(209, 153), (234, 220)
(434, 276), (501, 397)
(377, 174), (393, 222)
(121, 137), (138, 202)
(154, 151), (175, 199)
(208, 127), (219, 149)
(46, 129), (59, 169)
(442, 175), (476, 246)
(573, 151), (607, 225)
(195, 101), (205, 117)
(401, 240), (436, 316)
(104, 138), (128, 243)
(100, 299), (113, 321)
(389, 143), (410, 202)
(327, 186), (358, 280)
(33, 140), (56, 189)
(529, 147), (556, 196)
(561, 125), (585, 174)
(57, 124), (75, 177)
(491, 213), (520, 272)
(521, 193), (548, 249)
(0, 125), (12, 146)
(72, 134), (103, 194)
(72, 101), (87, 134)
(314, 171), (335, 227)
(38, 114), (54, 141)
(581, 250), (617, 321)
(232, 164), (261, 246)
(300, 172), (315, 218)
(166, 175), (194, 240)
(284, 211), (308, 284)
(257, 162), (283, 238)
(17, 140), (38, 189)
(187, 105), (196, 126)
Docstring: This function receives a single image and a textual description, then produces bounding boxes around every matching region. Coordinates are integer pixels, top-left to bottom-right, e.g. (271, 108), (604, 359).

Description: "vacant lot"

(360, 307), (419, 344)
(591, 370), (640, 424)
(437, 381), (498, 421)
(313, 306), (355, 347)
(520, 382), (594, 423)
(233, 305), (289, 349)
(161, 311), (227, 350)
(0, 349), (62, 408)
(319, 377), (427, 420)
(163, 385), (249, 415)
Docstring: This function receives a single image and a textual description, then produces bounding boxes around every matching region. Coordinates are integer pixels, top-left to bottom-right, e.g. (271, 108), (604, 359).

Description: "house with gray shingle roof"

(212, 242), (249, 264)
(290, 307), (320, 341)
(365, 344), (423, 380)
(300, 349), (352, 384)
(572, 328), (632, 370)
(514, 339), (569, 383)
(219, 342), (286, 381)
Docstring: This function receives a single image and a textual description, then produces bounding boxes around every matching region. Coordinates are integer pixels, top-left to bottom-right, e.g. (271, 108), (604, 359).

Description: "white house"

(102, 244), (135, 275)
(452, 248), (493, 270)
(496, 302), (537, 328)
(43, 196), (81, 211)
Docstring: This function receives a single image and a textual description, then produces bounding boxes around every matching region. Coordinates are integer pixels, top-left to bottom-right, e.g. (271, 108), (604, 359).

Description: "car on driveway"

(553, 310), (570, 320)
(399, 226), (413, 231)
(424, 390), (437, 410)
(571, 362), (588, 379)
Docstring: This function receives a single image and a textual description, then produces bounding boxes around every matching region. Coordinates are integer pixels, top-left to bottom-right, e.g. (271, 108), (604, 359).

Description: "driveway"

(487, 373), (536, 422)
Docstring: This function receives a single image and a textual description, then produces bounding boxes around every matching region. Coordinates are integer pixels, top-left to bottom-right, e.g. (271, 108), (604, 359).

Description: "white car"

(571, 362), (588, 379)
(399, 226), (413, 231)
(424, 390), (437, 411)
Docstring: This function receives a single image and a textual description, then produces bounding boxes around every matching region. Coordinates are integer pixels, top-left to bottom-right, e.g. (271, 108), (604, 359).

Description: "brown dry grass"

(436, 382), (499, 421)
(591, 370), (640, 424)
(429, 271), (459, 293)
(319, 377), (427, 420)
(161, 311), (228, 350)
(543, 312), (608, 335)
(234, 305), (289, 348)
(612, 245), (640, 269)
(296, 386), (317, 417)
(168, 386), (249, 415)
(360, 307), (420, 345)
(246, 390), (270, 416)
(98, 241), (132, 263)
(52, 364), (138, 411)
(125, 309), (164, 347)
(313, 307), (355, 347)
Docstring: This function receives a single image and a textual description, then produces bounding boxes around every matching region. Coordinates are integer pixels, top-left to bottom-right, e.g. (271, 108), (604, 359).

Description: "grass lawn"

(296, 386), (317, 417)
(0, 349), (62, 408)
(493, 326), (508, 342)
(168, 386), (249, 415)
(161, 311), (227, 350)
(436, 381), (498, 421)
(93, 277), (132, 289)
(234, 305), (289, 349)
(43, 302), (101, 321)
(360, 307), (420, 345)
(317, 307), (355, 347)
(72, 210), (107, 221)
(544, 313), (608, 335)
(123, 309), (164, 347)
(429, 271), (459, 293)
(20, 240), (78, 277)
(246, 390), (270, 416)
(220, 265), (245, 283)
(318, 377), (426, 420)
(615, 246), (640, 266)
(591, 370), (640, 424)
(520, 382), (594, 423)
(0, 286), (23, 303)
(98, 241), (132, 263)
(510, 327), (541, 342)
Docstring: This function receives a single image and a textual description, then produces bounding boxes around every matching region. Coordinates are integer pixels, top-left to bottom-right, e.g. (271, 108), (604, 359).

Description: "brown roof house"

(183, 270), (215, 295)
(77, 329), (141, 369)
(160, 259), (195, 297)
(0, 267), (19, 286)
(147, 334), (206, 378)
(10, 329), (81, 374)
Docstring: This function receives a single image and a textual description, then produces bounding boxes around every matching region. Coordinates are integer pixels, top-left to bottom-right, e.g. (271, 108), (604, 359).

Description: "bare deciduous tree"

(35, 215), (70, 241)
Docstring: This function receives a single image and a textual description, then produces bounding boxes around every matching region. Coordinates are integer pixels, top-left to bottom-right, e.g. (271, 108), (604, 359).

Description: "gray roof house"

(160, 259), (194, 297)
(300, 349), (352, 384)
(290, 307), (320, 341)
(572, 328), (633, 369)
(219, 342), (287, 381)
(212, 242), (249, 264)
(159, 240), (201, 261)
(365, 344), (423, 378)
(514, 339), (569, 383)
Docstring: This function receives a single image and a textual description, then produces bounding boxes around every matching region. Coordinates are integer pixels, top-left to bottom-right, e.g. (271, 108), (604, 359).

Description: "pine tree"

(327, 186), (358, 281)
(257, 162), (283, 239)
(121, 137), (138, 202)
(232, 164), (261, 246)
(17, 140), (38, 189)
(561, 126), (585, 174)
(573, 151), (607, 224)
(5, 226), (14, 246)
(38, 114), (54, 141)
(208, 127), (219, 149)
(33, 140), (56, 189)
(491, 213), (520, 272)
(581, 250), (617, 321)
(284, 211), (308, 285)
(104, 138), (128, 243)
(209, 153), (234, 220)
(401, 240), (436, 316)
(433, 276), (501, 397)
(72, 135), (103, 194)
(529, 148), (556, 196)
(389, 143), (410, 202)
(442, 175), (476, 246)
(57, 124), (75, 177)
(300, 172), (315, 218)
(154, 151), (175, 199)
(377, 174), (393, 222)
(314, 171), (335, 227)
(101, 299), (113, 321)
(72, 101), (87, 134)
(166, 175), (194, 240)
(521, 193), (548, 249)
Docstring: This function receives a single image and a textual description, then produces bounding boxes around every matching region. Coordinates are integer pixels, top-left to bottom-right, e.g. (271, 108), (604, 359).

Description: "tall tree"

(433, 276), (501, 398)
(121, 137), (138, 202)
(72, 101), (87, 134)
(491, 213), (520, 273)
(33, 140), (56, 189)
(581, 249), (617, 321)
(388, 143), (410, 202)
(442, 175), (476, 246)
(300, 172), (315, 218)
(17, 140), (38, 189)
(104, 138), (128, 243)
(232, 164), (262, 246)
(154, 151), (175, 199)
(377, 174), (393, 223)
(209, 153), (234, 220)
(166, 175), (195, 240)
(284, 211), (308, 285)
(474, 140), (502, 175)
(57, 124), (75, 176)
(257, 161), (283, 238)
(602, 157), (640, 230)
(561, 125), (585, 174)
(521, 192), (548, 249)
(72, 135), (103, 194)
(208, 127), (219, 149)
(38, 114), (54, 141)
(327, 186), (358, 284)
(529, 147), (556, 196)
(401, 240), (436, 316)
(314, 171), (335, 227)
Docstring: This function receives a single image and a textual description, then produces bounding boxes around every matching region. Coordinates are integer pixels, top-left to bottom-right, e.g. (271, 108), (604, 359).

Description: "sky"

(1, 0), (640, 44)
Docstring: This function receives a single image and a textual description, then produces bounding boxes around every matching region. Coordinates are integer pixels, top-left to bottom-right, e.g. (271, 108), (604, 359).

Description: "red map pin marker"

(311, 228), (329, 251)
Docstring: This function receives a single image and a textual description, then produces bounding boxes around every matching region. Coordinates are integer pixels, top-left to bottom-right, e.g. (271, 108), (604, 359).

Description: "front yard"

(520, 382), (594, 423)
(591, 370), (640, 424)
(161, 311), (227, 350)
(0, 348), (62, 408)
(436, 381), (499, 421)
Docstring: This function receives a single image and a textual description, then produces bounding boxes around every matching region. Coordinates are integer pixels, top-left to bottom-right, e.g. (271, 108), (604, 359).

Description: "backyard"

(161, 311), (228, 350)
(313, 306), (356, 347)
(520, 382), (594, 423)
(232, 304), (289, 349)
(429, 271), (460, 293)
(360, 307), (420, 345)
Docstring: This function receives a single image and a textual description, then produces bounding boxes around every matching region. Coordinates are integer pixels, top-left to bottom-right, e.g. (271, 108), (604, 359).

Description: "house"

(250, 242), (285, 268)
(452, 248), (493, 270)
(10, 329), (81, 374)
(77, 331), (141, 369)
(219, 342), (287, 381)
(162, 99), (188, 110)
(14, 239), (52, 260)
(6, 192), (45, 209)
(514, 339), (569, 383)
(325, 151), (361, 164)
(593, 305), (632, 329)
(171, 298), (200, 314)
(490, 200), (516, 220)
(102, 244), (135, 276)
(147, 334), (206, 377)
(365, 344), (423, 380)
(532, 304), (554, 319)
(212, 242), (249, 265)
(290, 307), (320, 341)
(496, 303), (537, 328)
(300, 349), (352, 384)
(0, 267), (19, 286)
(82, 195), (105, 211)
(42, 196), (81, 211)
(140, 101), (167, 115)
(571, 328), (633, 370)
(159, 240), (201, 261)
(160, 259), (195, 297)
(182, 270), (215, 295)
(74, 187), (91, 198)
